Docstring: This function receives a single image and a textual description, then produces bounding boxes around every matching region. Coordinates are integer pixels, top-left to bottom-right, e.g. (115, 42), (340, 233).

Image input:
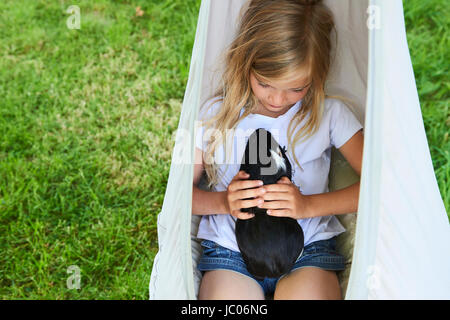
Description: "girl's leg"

(274, 267), (341, 300)
(198, 270), (265, 300)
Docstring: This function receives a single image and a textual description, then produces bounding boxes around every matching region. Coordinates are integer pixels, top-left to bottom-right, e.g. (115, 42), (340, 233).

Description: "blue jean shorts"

(197, 237), (346, 296)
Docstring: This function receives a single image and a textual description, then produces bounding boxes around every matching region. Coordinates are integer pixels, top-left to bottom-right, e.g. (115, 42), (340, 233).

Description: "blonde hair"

(201, 0), (338, 189)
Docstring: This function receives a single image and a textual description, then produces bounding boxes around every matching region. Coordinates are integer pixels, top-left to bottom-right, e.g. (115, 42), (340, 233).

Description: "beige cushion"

(328, 147), (359, 297)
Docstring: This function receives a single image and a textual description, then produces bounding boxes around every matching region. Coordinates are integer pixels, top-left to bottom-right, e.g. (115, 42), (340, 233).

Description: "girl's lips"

(269, 104), (283, 108)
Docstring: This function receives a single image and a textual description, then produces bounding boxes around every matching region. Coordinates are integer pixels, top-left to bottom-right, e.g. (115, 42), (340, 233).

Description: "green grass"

(0, 0), (448, 299)
(404, 0), (450, 210)
(0, 0), (200, 299)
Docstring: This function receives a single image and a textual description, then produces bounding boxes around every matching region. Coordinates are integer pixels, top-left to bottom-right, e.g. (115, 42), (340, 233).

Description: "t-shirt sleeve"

(329, 100), (363, 149)
(195, 121), (205, 151)
(195, 98), (222, 151)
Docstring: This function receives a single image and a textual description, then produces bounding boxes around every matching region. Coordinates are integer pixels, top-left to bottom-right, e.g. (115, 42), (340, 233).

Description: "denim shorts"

(197, 237), (346, 296)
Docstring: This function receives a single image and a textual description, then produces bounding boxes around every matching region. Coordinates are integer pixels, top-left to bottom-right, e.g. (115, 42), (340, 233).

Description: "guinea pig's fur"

(236, 128), (304, 279)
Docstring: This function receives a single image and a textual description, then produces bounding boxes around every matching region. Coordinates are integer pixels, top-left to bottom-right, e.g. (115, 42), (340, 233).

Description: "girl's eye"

(258, 82), (270, 88)
(293, 88), (304, 93)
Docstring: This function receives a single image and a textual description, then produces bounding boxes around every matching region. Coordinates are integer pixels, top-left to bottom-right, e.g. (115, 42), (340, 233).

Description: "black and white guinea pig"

(236, 128), (304, 279)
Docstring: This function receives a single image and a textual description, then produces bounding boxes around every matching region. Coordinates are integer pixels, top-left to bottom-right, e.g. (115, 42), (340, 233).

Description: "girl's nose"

(269, 90), (286, 106)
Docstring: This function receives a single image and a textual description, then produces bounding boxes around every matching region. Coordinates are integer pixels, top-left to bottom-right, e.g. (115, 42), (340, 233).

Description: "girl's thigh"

(198, 270), (265, 300)
(274, 267), (341, 300)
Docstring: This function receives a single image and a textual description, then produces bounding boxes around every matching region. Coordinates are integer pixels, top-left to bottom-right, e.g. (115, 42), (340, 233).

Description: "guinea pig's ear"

(276, 147), (282, 158)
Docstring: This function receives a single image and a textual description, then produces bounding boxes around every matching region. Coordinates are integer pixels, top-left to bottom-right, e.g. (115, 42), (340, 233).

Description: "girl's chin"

(254, 101), (290, 116)
(268, 104), (283, 109)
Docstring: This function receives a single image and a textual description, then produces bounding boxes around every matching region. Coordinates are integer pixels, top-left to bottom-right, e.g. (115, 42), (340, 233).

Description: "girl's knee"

(199, 270), (265, 300)
(274, 267), (341, 300)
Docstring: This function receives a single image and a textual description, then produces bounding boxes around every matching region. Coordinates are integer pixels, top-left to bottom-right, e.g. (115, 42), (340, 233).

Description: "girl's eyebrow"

(260, 81), (311, 90)
(290, 83), (311, 90)
(256, 77), (310, 90)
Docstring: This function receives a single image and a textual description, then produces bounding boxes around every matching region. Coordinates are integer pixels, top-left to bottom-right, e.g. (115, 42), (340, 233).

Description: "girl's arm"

(304, 129), (364, 217)
(192, 186), (228, 215)
(192, 146), (229, 215)
(304, 181), (360, 217)
(192, 146), (230, 215)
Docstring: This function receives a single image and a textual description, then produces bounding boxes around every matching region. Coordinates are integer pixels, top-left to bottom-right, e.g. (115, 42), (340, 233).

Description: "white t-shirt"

(194, 97), (363, 252)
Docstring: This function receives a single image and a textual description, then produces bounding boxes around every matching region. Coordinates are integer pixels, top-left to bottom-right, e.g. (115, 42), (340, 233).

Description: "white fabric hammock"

(149, 0), (450, 299)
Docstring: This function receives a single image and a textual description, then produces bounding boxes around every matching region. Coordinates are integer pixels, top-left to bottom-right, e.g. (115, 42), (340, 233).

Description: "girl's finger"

(260, 200), (290, 209)
(264, 183), (290, 192)
(259, 191), (291, 201)
(267, 209), (290, 217)
(237, 188), (265, 202)
(235, 210), (255, 220)
(277, 177), (290, 184)
(241, 197), (264, 209)
(232, 171), (248, 182)
(228, 178), (261, 194)
(240, 179), (264, 190)
(228, 181), (263, 202)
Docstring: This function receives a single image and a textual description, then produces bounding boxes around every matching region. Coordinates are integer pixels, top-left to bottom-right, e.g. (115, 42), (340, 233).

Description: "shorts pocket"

(200, 240), (216, 249)
(200, 240), (218, 256)
(200, 240), (234, 258)
(305, 238), (337, 255)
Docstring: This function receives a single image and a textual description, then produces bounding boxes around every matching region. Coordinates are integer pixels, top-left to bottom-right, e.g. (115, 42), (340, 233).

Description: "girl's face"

(249, 72), (311, 118)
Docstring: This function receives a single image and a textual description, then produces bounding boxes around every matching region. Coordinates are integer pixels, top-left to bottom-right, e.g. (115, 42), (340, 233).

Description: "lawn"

(0, 0), (448, 299)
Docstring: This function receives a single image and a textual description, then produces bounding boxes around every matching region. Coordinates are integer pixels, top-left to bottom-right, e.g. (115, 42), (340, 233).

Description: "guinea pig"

(236, 128), (304, 279)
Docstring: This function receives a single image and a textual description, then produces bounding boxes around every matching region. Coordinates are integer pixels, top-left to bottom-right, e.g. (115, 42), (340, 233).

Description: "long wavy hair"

(200, 0), (338, 190)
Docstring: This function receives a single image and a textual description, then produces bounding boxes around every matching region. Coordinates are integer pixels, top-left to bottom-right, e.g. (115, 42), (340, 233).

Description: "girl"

(192, 0), (363, 300)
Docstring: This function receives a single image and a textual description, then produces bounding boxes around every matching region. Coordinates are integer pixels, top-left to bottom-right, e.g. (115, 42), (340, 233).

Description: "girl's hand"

(225, 170), (266, 220)
(257, 176), (310, 219)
